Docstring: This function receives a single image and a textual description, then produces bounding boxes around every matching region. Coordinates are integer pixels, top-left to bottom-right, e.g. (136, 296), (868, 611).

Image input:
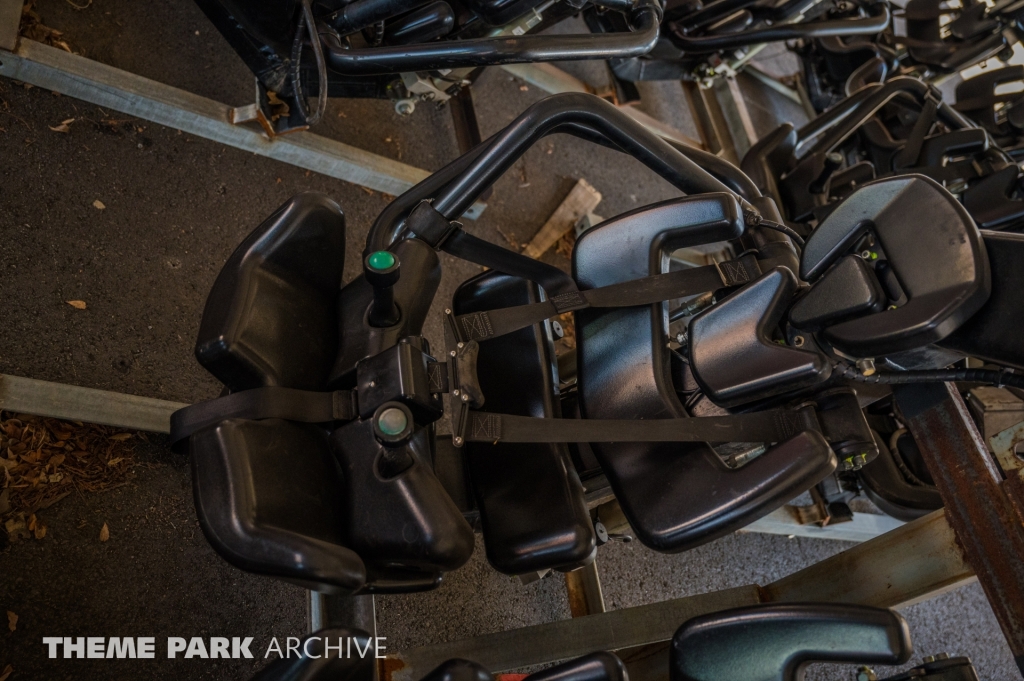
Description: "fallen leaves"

(66, 300), (86, 310)
(1, 412), (138, 544)
(92, 199), (105, 210)
(99, 522), (109, 542)
(19, 1), (74, 53)
(48, 117), (74, 133)
(7, 611), (16, 632)
(0, 664), (12, 681)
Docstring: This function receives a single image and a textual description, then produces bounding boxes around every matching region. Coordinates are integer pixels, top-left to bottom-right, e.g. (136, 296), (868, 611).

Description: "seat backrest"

(574, 196), (835, 552)
(196, 192), (347, 391)
(453, 270), (595, 575)
(671, 604), (911, 681)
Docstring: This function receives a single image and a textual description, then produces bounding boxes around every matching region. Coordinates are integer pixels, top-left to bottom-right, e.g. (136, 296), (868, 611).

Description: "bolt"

(450, 350), (457, 357)
(453, 389), (460, 396)
(453, 436), (464, 446)
(861, 249), (872, 259)
(855, 667), (877, 681)
(923, 655), (936, 664)
(936, 653), (949, 660)
(857, 358), (876, 376)
(461, 393), (470, 402)
(793, 335), (805, 347)
(394, 99), (416, 116)
(457, 342), (464, 349)
(551, 320), (564, 339)
(444, 308), (452, 315)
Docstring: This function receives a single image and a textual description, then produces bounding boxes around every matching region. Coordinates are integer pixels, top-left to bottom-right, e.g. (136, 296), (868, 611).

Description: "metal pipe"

(667, 1), (890, 53)
(431, 92), (736, 219)
(323, 0), (660, 76)
(329, 0), (434, 36)
(366, 93), (748, 253)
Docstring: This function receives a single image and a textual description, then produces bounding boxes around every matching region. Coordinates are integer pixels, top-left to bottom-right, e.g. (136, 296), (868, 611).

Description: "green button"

(377, 407), (408, 436)
(368, 251), (395, 271)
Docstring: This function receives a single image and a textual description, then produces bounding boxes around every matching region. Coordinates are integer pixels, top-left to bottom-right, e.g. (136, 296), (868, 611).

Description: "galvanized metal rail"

(0, 32), (485, 217)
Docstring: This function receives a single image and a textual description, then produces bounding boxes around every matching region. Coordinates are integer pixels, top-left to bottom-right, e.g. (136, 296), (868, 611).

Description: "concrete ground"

(0, 1), (1016, 679)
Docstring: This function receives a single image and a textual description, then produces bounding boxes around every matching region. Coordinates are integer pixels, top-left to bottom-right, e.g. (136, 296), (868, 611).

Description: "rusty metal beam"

(565, 561), (606, 618)
(895, 382), (1024, 676)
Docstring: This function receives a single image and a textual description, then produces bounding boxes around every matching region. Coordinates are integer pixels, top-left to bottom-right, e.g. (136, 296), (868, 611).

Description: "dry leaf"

(7, 611), (17, 632)
(66, 300), (87, 310)
(99, 522), (109, 542)
(92, 199), (105, 210)
(106, 457), (122, 467)
(34, 521), (46, 539)
(107, 433), (132, 441)
(0, 664), (11, 681)
(49, 123), (70, 133)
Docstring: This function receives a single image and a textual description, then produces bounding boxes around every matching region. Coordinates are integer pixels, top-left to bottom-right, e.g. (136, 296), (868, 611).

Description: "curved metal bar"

(365, 93), (755, 252)
(431, 92), (736, 219)
(799, 77), (932, 158)
(323, 1), (660, 76)
(667, 1), (890, 53)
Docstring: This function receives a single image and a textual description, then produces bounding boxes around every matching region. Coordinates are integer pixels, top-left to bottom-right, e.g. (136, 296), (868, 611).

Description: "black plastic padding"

(329, 421), (475, 581)
(799, 175), (990, 357)
(196, 192), (347, 391)
(250, 627), (375, 681)
(419, 659), (495, 681)
(453, 270), (595, 575)
(858, 431), (942, 521)
(940, 230), (1024, 370)
(688, 268), (832, 408)
(526, 652), (628, 681)
(789, 255), (886, 332)
(191, 419), (366, 594)
(575, 196), (836, 552)
(670, 604), (912, 681)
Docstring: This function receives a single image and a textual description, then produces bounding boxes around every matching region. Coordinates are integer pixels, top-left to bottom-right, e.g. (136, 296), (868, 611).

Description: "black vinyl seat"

(186, 192), (472, 594)
(453, 270), (596, 575)
(574, 196), (835, 552)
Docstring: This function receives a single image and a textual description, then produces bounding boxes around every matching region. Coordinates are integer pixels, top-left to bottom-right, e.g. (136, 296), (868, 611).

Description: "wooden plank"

(522, 178), (602, 259)
(0, 0), (21, 51)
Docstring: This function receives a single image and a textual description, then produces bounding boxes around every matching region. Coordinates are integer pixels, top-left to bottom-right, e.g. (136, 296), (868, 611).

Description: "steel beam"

(565, 561), (606, 617)
(762, 509), (975, 609)
(896, 383), (1024, 676)
(742, 505), (904, 543)
(382, 509), (975, 681)
(0, 373), (185, 432)
(0, 39), (484, 217)
(379, 585), (761, 681)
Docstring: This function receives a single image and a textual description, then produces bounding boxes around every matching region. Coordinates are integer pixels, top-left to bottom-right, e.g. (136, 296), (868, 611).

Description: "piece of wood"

(522, 178), (602, 259)
(0, 0), (23, 51)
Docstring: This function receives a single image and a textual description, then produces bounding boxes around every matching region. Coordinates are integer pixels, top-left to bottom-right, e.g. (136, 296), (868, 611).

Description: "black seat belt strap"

(169, 387), (356, 452)
(406, 200), (579, 296)
(462, 405), (820, 445)
(453, 254), (761, 342)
